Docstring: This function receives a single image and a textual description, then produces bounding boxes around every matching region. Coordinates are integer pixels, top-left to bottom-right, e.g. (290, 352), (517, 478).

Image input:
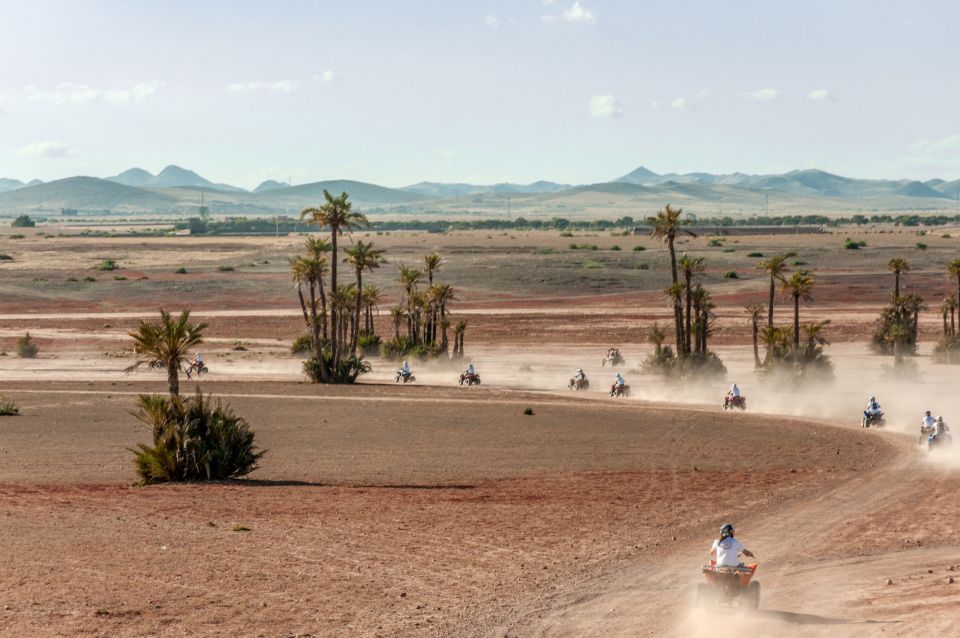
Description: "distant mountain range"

(1, 164), (959, 216)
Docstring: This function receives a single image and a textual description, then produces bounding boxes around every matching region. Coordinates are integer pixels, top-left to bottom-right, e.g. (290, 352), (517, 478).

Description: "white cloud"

(228, 80), (299, 94)
(696, 88), (710, 99)
(651, 100), (662, 109)
(671, 97), (688, 112)
(808, 89), (835, 101)
(910, 134), (960, 155)
(25, 81), (162, 106)
(589, 95), (622, 118)
(561, 1), (595, 23)
(752, 88), (780, 101)
(543, 0), (556, 4)
(19, 141), (75, 158)
(483, 15), (499, 28)
(313, 70), (336, 83)
(543, 1), (595, 24)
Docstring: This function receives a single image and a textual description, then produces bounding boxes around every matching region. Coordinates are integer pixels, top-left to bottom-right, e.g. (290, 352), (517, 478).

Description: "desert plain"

(1, 224), (959, 637)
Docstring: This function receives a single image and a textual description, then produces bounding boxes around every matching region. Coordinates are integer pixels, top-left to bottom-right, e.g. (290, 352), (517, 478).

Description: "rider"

(193, 352), (204, 370)
(465, 362), (476, 378)
(398, 359), (411, 381)
(865, 396), (881, 416)
(935, 416), (950, 437)
(922, 410), (937, 433)
(574, 367), (587, 382)
(710, 523), (755, 567)
(612, 372), (625, 393)
(728, 383), (741, 399)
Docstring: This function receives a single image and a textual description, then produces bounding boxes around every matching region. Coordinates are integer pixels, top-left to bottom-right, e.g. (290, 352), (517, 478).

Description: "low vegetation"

(11, 215), (35, 228)
(16, 333), (39, 358)
(130, 391), (264, 484)
(0, 395), (19, 416)
(96, 259), (119, 271)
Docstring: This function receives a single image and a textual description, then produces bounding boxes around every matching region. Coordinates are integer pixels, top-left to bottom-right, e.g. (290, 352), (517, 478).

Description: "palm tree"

(361, 284), (385, 334)
(678, 254), (706, 357)
(781, 272), (815, 355)
(758, 255), (789, 327)
(429, 283), (457, 350)
(454, 319), (468, 358)
(344, 241), (384, 353)
(390, 306), (405, 340)
(423, 253), (444, 287)
(300, 191), (369, 363)
(745, 303), (765, 368)
(664, 282), (686, 354)
(126, 309), (207, 397)
(888, 257), (910, 299)
(949, 294), (958, 337)
(397, 265), (424, 339)
(948, 259), (960, 308)
(648, 205), (693, 351)
(304, 238), (331, 338)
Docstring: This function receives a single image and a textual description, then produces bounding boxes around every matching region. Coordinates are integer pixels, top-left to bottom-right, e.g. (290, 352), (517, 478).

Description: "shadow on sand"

(756, 609), (899, 626)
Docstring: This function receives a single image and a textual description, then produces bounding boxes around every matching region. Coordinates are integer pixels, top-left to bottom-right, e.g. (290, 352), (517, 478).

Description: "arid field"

(2, 227), (960, 637)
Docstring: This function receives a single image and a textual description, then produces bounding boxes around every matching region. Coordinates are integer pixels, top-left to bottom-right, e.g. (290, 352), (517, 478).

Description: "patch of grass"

(0, 254), (13, 261)
(583, 260), (604, 269)
(559, 231), (574, 237)
(9, 234), (24, 239)
(844, 238), (867, 250)
(232, 524), (252, 532)
(113, 275), (127, 281)
(632, 245), (646, 252)
(96, 259), (119, 271)
(708, 239), (724, 247)
(723, 271), (739, 279)
(233, 340), (248, 351)
(534, 247), (556, 255)
(66, 277), (78, 282)
(175, 267), (188, 274)
(942, 234), (951, 239)
(747, 252), (764, 258)
(722, 248), (736, 253)
(793, 260), (807, 266)
(610, 245), (621, 251)
(784, 251), (798, 258)
(217, 265), (235, 272)
(83, 276), (96, 282)
(522, 407), (535, 416)
(916, 242), (928, 250)
(0, 395), (19, 416)
(634, 262), (650, 270)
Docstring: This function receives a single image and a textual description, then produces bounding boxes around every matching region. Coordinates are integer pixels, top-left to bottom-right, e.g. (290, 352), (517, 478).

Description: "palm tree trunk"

(894, 271), (900, 299)
(330, 224), (339, 365)
(768, 277), (775, 327)
(309, 283), (329, 382)
(668, 237), (678, 284)
(752, 317), (761, 368)
(951, 306), (956, 337)
(296, 284), (310, 328)
(351, 270), (363, 354)
(793, 294), (801, 357)
(168, 361), (180, 398)
(684, 275), (692, 357)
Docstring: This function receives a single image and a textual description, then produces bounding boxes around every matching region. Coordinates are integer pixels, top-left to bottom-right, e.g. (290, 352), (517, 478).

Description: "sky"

(1, 0), (959, 189)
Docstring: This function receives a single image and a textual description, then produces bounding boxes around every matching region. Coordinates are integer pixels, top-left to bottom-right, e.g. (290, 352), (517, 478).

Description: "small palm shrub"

(130, 391), (264, 484)
(16, 333), (39, 358)
(291, 333), (314, 355)
(97, 259), (119, 271)
(356, 331), (381, 355)
(303, 352), (370, 384)
(0, 395), (19, 416)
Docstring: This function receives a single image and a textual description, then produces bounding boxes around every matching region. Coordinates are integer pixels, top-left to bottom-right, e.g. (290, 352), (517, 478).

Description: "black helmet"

(720, 523), (735, 537)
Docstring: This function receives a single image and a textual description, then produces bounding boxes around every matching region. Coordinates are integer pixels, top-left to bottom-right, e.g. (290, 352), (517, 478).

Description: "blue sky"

(1, 0), (958, 188)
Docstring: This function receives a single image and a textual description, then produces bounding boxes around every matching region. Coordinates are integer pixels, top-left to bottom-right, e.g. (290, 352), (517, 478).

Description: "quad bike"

(395, 371), (416, 383)
(928, 431), (954, 451)
(184, 361), (208, 379)
(723, 396), (746, 411)
(459, 372), (481, 386)
(601, 352), (625, 367)
(861, 411), (885, 428)
(696, 561), (760, 609)
(920, 425), (938, 445)
(610, 384), (630, 398)
(568, 377), (590, 391)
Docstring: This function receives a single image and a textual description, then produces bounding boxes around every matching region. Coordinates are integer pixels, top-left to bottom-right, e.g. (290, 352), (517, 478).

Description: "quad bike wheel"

(744, 581), (761, 609)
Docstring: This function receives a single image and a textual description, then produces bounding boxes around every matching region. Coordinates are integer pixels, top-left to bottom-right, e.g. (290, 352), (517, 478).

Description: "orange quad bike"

(696, 560), (760, 609)
(723, 395), (746, 411)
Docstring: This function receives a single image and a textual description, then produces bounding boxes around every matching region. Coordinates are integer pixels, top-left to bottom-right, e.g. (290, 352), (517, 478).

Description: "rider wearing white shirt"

(729, 383), (740, 399)
(922, 411), (937, 431)
(710, 523), (754, 567)
(614, 373), (625, 387)
(865, 397), (881, 415)
(574, 368), (586, 381)
(399, 360), (411, 379)
(466, 363), (475, 376)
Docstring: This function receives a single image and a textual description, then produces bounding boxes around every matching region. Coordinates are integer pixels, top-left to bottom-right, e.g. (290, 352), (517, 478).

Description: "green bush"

(916, 242), (928, 250)
(357, 331), (381, 355)
(113, 275), (127, 281)
(16, 333), (38, 358)
(291, 333), (314, 355)
(11, 215), (35, 228)
(175, 267), (188, 274)
(793, 260), (807, 266)
(610, 245), (621, 251)
(217, 265), (235, 272)
(747, 252), (764, 257)
(83, 276), (96, 282)
(583, 260), (604, 269)
(723, 271), (739, 279)
(302, 353), (371, 384)
(722, 248), (736, 253)
(130, 391), (264, 484)
(535, 247), (556, 254)
(9, 234), (24, 240)
(0, 395), (19, 416)
(632, 245), (646, 251)
(96, 259), (119, 271)
(559, 231), (574, 237)
(0, 254), (12, 261)
(66, 276), (78, 282)
(708, 239), (723, 247)
(634, 262), (650, 270)
(844, 238), (866, 250)
(569, 243), (579, 250)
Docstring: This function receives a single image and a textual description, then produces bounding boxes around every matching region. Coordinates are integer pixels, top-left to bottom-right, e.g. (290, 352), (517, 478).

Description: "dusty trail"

(508, 422), (959, 638)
